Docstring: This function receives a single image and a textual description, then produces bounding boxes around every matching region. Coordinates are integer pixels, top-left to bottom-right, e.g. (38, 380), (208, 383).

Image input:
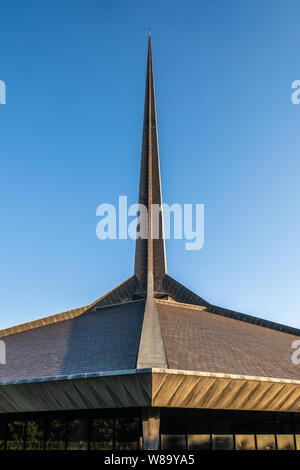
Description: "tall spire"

(134, 34), (166, 294)
(136, 34), (168, 369)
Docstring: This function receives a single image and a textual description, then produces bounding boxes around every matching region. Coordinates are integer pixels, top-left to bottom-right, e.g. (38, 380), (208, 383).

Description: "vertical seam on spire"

(136, 36), (167, 370)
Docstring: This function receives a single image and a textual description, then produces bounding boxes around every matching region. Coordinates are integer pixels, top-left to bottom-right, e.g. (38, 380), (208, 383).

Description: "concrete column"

(142, 407), (160, 450)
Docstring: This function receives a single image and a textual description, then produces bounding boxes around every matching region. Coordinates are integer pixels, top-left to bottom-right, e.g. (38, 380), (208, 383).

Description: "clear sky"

(0, 0), (299, 329)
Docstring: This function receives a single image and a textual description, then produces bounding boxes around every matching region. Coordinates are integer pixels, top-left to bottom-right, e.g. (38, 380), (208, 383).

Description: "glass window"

(188, 434), (210, 450)
(212, 413), (234, 450)
(212, 434), (234, 450)
(6, 420), (25, 450)
(235, 434), (255, 450)
(294, 414), (300, 450)
(275, 414), (295, 450)
(66, 418), (89, 450)
(25, 419), (44, 450)
(114, 417), (140, 450)
(187, 411), (210, 450)
(277, 434), (295, 451)
(160, 411), (189, 435)
(161, 435), (186, 450)
(45, 418), (66, 450)
(90, 418), (113, 450)
(234, 411), (256, 450)
(256, 414), (275, 450)
(256, 434), (276, 450)
(0, 416), (6, 450)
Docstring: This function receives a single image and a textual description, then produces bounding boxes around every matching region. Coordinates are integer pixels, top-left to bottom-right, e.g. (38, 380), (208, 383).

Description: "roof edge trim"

(151, 368), (300, 385)
(1, 367), (299, 387)
(0, 276), (136, 338)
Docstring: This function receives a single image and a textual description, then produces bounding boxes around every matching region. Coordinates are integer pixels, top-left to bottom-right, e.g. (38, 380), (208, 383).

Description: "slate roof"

(0, 301), (145, 384)
(156, 300), (300, 380)
(0, 296), (299, 385)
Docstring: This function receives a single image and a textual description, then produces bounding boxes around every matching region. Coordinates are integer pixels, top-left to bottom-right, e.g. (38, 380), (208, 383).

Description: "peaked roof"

(1, 298), (300, 386)
(0, 35), (299, 390)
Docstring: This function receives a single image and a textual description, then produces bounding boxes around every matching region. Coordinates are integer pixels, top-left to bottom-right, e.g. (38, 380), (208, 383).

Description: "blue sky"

(0, 0), (300, 329)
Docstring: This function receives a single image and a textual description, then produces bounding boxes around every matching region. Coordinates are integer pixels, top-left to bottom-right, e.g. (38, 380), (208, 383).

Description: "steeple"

(135, 34), (168, 369)
(93, 34), (208, 315)
(134, 34), (167, 294)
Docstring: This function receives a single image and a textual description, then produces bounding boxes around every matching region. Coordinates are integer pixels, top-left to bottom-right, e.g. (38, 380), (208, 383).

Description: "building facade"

(0, 409), (300, 450)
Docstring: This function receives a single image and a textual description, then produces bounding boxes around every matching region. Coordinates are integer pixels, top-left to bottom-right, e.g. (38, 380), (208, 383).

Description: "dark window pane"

(275, 414), (295, 450)
(90, 418), (113, 450)
(188, 434), (210, 450)
(234, 411), (257, 434)
(7, 420), (25, 450)
(114, 417), (140, 450)
(234, 411), (256, 450)
(66, 419), (88, 450)
(256, 414), (275, 450)
(0, 417), (6, 450)
(188, 410), (210, 434)
(235, 435), (255, 450)
(25, 419), (44, 450)
(186, 410), (210, 449)
(212, 414), (231, 434)
(45, 419), (66, 450)
(277, 434), (295, 450)
(161, 435), (186, 450)
(256, 434), (275, 450)
(212, 413), (233, 450)
(295, 414), (300, 450)
(212, 435), (234, 450)
(160, 411), (189, 435)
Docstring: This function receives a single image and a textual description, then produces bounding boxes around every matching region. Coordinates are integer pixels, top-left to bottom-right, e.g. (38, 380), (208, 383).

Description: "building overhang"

(151, 368), (300, 413)
(0, 370), (152, 414)
(0, 368), (299, 414)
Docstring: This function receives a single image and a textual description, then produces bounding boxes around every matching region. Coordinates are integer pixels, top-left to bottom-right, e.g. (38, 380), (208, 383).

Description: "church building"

(0, 36), (299, 451)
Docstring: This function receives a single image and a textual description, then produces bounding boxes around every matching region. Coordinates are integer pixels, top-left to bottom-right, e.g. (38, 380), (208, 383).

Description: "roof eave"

(0, 368), (299, 414)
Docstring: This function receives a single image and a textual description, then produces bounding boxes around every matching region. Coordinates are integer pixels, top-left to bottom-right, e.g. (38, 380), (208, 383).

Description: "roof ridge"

(136, 273), (168, 369)
(154, 298), (206, 310)
(155, 296), (300, 337)
(207, 304), (300, 337)
(0, 304), (90, 338)
(0, 275), (136, 338)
